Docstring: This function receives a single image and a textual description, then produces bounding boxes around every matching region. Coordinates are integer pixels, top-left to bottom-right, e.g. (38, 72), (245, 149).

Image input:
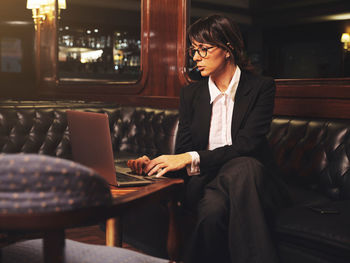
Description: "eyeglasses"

(188, 46), (215, 58)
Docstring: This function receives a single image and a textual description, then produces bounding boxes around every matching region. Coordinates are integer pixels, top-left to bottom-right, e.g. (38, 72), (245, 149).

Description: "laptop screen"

(67, 110), (118, 186)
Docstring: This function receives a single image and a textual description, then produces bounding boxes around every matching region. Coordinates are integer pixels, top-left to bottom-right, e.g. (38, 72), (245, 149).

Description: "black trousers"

(184, 157), (288, 263)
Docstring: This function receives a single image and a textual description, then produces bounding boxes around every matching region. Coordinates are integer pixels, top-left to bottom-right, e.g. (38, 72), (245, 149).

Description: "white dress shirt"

(186, 66), (241, 175)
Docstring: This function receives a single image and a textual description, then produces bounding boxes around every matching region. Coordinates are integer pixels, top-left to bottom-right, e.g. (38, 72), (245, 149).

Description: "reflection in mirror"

(188, 0), (350, 80)
(58, 0), (141, 83)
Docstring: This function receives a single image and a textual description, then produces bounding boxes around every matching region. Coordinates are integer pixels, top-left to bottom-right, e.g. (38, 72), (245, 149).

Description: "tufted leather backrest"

(267, 117), (350, 201)
(0, 101), (179, 160)
(1, 101), (350, 201)
(110, 107), (179, 157)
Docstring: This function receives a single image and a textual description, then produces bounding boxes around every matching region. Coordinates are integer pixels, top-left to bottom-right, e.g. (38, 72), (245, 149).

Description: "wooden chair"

(0, 154), (173, 263)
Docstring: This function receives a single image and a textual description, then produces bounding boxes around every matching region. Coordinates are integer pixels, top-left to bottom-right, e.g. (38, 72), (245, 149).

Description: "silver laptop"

(66, 110), (153, 187)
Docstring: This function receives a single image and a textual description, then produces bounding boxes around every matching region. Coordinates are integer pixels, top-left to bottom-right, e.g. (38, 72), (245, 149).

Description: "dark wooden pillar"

(37, 0), (59, 94)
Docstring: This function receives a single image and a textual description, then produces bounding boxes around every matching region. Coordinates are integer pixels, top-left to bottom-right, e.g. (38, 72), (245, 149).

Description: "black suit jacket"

(175, 71), (276, 173)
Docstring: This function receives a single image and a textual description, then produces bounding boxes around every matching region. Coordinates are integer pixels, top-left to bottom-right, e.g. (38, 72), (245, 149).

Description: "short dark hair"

(188, 14), (254, 72)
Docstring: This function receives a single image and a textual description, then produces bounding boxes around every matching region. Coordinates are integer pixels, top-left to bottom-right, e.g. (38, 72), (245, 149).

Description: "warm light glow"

(3, 21), (32, 26)
(341, 33), (350, 43)
(326, 13), (350, 21)
(26, 0), (67, 30)
(26, 0), (47, 9)
(27, 0), (65, 10)
(26, 0), (47, 30)
(80, 50), (103, 63)
(341, 33), (350, 51)
(58, 0), (66, 9)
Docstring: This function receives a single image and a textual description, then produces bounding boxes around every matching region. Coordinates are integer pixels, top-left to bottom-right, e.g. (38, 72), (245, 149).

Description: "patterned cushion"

(1, 239), (168, 263)
(0, 154), (112, 214)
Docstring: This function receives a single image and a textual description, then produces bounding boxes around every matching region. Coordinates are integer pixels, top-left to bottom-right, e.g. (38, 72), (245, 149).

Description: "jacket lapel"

(231, 72), (254, 139)
(192, 81), (212, 150)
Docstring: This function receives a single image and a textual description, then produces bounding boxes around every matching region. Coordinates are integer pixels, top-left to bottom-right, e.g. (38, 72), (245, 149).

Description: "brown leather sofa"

(1, 100), (349, 263)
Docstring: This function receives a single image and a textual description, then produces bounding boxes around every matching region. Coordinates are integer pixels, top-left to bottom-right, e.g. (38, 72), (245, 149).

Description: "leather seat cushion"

(287, 185), (331, 207)
(275, 200), (350, 263)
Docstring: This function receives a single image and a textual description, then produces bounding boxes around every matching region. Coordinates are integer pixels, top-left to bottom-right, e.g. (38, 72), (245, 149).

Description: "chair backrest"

(0, 154), (112, 216)
(0, 154), (113, 263)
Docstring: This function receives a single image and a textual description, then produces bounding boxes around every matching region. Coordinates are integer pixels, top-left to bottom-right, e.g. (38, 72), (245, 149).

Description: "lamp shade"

(341, 33), (350, 43)
(26, 0), (42, 9)
(58, 0), (66, 9)
(26, 0), (51, 9)
(26, 0), (65, 9)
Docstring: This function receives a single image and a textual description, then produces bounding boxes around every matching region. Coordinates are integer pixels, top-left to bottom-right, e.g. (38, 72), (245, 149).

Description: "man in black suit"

(128, 14), (289, 263)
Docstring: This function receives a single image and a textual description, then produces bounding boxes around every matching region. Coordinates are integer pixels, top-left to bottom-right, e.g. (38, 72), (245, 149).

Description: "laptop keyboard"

(116, 172), (146, 182)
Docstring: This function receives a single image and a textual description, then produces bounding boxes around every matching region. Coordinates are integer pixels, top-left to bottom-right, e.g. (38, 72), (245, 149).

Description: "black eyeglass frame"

(188, 46), (215, 58)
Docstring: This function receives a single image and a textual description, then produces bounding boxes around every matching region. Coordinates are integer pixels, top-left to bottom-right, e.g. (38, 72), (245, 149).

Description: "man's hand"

(144, 153), (192, 177)
(127, 155), (150, 175)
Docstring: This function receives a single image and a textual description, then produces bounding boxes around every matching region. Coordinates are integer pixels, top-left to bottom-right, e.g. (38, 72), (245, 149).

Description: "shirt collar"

(208, 66), (241, 104)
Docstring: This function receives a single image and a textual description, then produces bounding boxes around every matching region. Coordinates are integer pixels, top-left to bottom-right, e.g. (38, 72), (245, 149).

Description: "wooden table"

(107, 178), (184, 261)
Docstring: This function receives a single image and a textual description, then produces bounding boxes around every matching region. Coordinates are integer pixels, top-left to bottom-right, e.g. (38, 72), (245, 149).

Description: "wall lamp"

(341, 33), (350, 51)
(26, 0), (66, 30)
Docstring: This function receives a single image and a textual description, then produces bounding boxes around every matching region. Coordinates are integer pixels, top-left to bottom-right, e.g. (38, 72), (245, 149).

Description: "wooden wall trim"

(37, 0), (59, 91)
(274, 97), (350, 119)
(39, 79), (350, 119)
(38, 92), (180, 109)
(276, 79), (350, 99)
(274, 79), (350, 119)
(176, 0), (191, 87)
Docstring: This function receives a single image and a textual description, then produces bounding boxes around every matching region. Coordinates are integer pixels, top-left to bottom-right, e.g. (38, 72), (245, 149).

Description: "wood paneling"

(274, 79), (350, 119)
(0, 24), (36, 98)
(144, 0), (188, 97)
(37, 0), (59, 91)
(275, 79), (350, 99)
